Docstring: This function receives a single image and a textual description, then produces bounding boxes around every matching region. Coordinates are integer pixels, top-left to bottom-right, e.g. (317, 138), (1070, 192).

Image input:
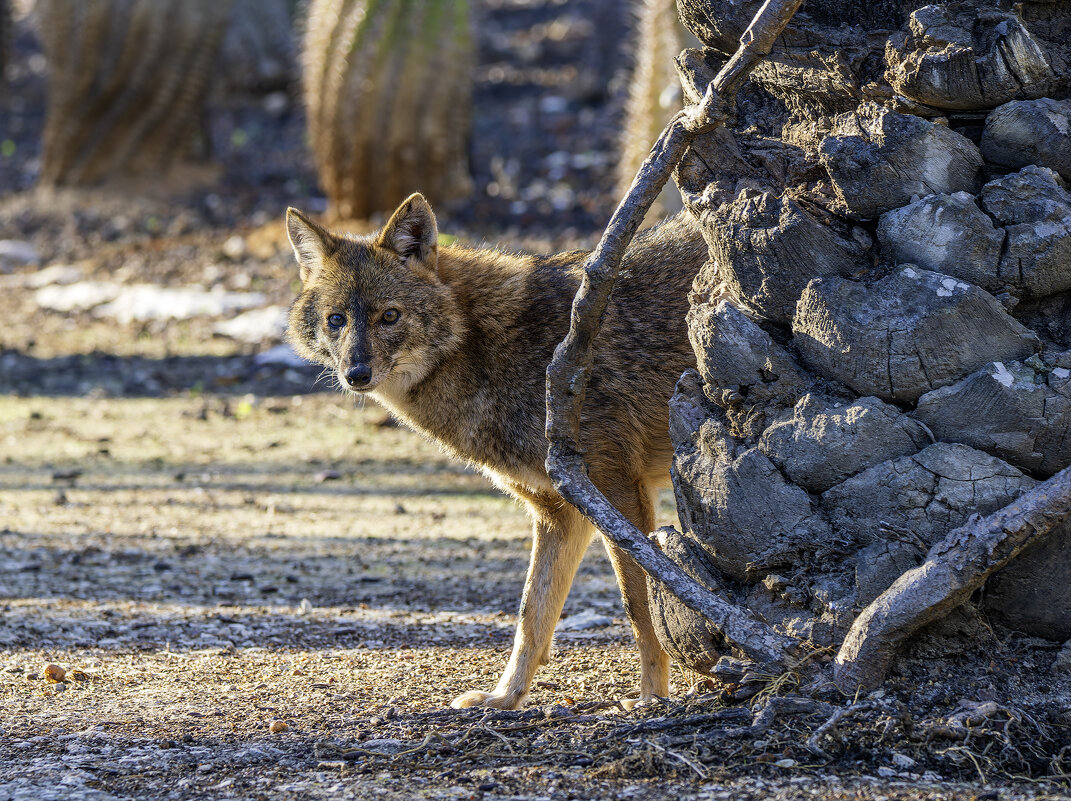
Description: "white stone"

(221, 236), (246, 260)
(34, 281), (122, 312)
(556, 609), (613, 631)
(253, 344), (307, 367)
(0, 240), (40, 266)
(93, 285), (267, 323)
(214, 306), (288, 343)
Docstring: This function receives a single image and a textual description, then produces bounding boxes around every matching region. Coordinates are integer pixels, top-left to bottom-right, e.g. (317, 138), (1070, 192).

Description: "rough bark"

(661, 0), (1071, 686)
(915, 350), (1071, 479)
(981, 98), (1071, 180)
(759, 395), (931, 495)
(834, 464), (1071, 692)
(818, 106), (983, 220)
(885, 6), (1055, 111)
(792, 267), (1039, 404)
(544, 0), (807, 670)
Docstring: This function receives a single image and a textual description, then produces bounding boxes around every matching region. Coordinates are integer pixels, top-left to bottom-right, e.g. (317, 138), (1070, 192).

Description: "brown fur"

(285, 194), (706, 709)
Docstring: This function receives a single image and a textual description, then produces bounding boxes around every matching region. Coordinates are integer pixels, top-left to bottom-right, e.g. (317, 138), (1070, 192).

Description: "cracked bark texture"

(655, 0), (1071, 679)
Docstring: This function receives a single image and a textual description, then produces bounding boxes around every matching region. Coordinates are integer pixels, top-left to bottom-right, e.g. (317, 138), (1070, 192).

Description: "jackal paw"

(619, 694), (663, 712)
(450, 689), (524, 710)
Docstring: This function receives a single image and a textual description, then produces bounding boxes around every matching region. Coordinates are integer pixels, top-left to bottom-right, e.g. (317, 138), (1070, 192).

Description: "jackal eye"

(381, 308), (401, 325)
(327, 313), (346, 329)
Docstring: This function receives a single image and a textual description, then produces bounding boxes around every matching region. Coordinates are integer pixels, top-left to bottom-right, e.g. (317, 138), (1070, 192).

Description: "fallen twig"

(645, 739), (709, 778)
(834, 464), (1071, 693)
(805, 701), (878, 761)
(594, 708), (751, 744)
(544, 0), (805, 671)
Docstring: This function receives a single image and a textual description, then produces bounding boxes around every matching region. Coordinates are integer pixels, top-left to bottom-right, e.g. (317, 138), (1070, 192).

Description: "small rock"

(1054, 642), (1071, 673)
(21, 263), (84, 288)
(556, 609), (613, 632)
(221, 235), (247, 260)
(268, 720), (288, 733)
(254, 344), (309, 368)
(214, 306), (289, 343)
(892, 752), (917, 769)
(357, 738), (410, 754)
(0, 239), (40, 268)
(44, 664), (66, 683)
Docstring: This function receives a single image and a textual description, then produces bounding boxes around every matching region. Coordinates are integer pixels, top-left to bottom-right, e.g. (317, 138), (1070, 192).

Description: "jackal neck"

(371, 243), (561, 478)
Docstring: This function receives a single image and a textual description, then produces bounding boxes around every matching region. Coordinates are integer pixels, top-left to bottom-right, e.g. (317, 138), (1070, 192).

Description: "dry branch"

(544, 0), (804, 670)
(834, 463), (1071, 693)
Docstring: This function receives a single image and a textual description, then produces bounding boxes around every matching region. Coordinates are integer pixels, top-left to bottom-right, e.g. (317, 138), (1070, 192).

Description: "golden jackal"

(285, 193), (705, 709)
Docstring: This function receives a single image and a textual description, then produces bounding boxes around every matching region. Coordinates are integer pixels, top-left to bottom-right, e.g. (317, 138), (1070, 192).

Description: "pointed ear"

(286, 207), (333, 283)
(377, 193), (438, 267)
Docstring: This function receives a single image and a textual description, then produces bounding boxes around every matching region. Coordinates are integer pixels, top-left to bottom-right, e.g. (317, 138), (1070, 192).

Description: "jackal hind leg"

(450, 499), (589, 710)
(600, 478), (670, 710)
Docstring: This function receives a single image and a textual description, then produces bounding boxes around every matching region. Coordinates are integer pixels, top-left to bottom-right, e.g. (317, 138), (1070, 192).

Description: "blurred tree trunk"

(0, 0), (10, 85)
(301, 0), (475, 221)
(37, 0), (233, 187)
(618, 0), (698, 222)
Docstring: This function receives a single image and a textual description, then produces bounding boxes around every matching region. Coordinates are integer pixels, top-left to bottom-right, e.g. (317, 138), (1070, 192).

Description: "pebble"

(213, 306), (288, 343)
(221, 235), (247, 260)
(0, 239), (40, 267)
(44, 664), (66, 683)
(555, 609), (613, 631)
(1054, 641), (1071, 673)
(253, 344), (309, 367)
(891, 752), (916, 769)
(268, 720), (288, 733)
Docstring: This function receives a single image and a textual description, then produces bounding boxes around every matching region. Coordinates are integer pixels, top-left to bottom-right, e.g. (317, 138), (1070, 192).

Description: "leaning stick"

(544, 0), (805, 669)
(834, 464), (1071, 693)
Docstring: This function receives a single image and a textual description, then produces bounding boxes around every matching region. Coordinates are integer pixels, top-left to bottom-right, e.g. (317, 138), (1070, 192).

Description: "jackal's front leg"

(451, 503), (589, 710)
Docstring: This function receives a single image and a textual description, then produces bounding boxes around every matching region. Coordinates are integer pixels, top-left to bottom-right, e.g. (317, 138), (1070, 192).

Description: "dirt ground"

(4, 396), (1068, 801)
(1, 1), (1069, 799)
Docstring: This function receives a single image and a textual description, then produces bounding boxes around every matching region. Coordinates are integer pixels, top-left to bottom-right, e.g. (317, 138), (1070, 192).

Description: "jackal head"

(285, 193), (464, 397)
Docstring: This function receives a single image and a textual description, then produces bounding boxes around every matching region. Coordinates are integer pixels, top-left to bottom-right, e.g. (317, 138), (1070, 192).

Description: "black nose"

(345, 364), (372, 388)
